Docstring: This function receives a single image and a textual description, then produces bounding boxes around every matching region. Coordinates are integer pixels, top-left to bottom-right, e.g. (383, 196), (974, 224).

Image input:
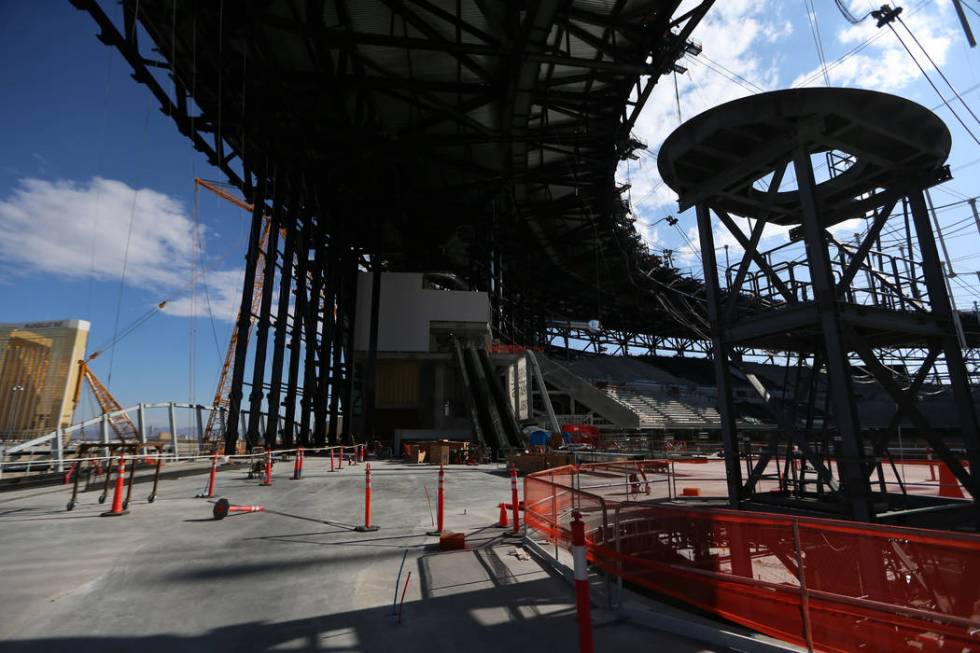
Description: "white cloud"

(163, 267), (244, 322)
(623, 2), (959, 267)
(620, 1), (789, 245)
(791, 4), (956, 92)
(0, 176), (242, 321)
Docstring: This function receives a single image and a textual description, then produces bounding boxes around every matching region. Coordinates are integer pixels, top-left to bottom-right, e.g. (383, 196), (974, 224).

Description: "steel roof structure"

(75, 0), (713, 338)
(74, 0), (715, 451)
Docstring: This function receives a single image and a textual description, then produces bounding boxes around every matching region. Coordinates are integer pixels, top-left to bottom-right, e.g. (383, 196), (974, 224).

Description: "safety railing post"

(551, 474), (559, 560)
(138, 403), (148, 459)
(792, 519), (815, 653)
(510, 464), (521, 536)
(614, 505), (623, 608)
(168, 402), (179, 461)
(571, 511), (594, 653)
(195, 405), (205, 456)
(55, 427), (64, 473)
(101, 414), (110, 461)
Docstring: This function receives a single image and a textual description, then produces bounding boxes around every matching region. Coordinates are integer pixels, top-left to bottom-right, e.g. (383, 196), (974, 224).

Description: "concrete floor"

(0, 458), (727, 652)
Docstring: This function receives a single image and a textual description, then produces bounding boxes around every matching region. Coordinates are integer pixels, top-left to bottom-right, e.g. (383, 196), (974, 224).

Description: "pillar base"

(355, 525), (380, 532)
(100, 510), (129, 517)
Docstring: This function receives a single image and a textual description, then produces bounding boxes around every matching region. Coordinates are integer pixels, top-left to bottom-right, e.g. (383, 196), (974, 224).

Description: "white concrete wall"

(354, 272), (490, 352)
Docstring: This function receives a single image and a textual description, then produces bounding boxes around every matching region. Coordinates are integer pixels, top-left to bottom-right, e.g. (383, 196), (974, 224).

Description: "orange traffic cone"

(101, 456), (129, 517)
(213, 498), (264, 520)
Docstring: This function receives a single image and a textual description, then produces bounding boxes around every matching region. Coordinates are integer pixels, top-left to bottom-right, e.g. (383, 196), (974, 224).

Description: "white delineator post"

(571, 510), (594, 653)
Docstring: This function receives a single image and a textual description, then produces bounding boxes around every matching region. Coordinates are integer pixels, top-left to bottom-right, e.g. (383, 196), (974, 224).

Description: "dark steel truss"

(659, 88), (980, 525)
(73, 0), (716, 451)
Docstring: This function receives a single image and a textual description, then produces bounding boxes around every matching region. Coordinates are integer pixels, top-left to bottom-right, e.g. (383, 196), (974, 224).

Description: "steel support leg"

(794, 147), (871, 521)
(696, 202), (744, 507)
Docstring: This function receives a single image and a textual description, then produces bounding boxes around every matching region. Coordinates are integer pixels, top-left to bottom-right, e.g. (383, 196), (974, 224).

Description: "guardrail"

(524, 461), (980, 653)
(0, 402), (308, 478)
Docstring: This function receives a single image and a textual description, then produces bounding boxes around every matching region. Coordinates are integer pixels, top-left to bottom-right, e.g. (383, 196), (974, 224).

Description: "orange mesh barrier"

(525, 462), (980, 653)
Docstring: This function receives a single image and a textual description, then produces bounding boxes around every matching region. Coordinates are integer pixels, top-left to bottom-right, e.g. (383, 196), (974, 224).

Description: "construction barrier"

(525, 462), (980, 653)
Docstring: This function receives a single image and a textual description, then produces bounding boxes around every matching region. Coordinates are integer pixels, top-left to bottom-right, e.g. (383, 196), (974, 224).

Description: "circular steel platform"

(657, 88), (951, 226)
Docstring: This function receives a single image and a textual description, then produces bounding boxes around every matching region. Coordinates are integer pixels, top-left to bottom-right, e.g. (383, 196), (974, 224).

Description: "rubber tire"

(147, 495), (156, 504)
(98, 495), (106, 504)
(66, 501), (75, 512)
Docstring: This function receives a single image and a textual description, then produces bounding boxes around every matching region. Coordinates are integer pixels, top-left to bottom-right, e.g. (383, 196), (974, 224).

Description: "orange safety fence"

(525, 462), (980, 653)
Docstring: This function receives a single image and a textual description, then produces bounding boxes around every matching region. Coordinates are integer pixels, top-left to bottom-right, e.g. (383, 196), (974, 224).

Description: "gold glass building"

(0, 320), (90, 441)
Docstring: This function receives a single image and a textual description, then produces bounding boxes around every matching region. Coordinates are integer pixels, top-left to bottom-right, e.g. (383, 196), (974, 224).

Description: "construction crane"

(196, 178), (272, 445)
(69, 298), (170, 442)
(73, 354), (140, 442)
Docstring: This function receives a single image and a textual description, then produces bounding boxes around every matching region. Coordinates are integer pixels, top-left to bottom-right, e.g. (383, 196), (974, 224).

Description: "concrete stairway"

(537, 356), (641, 429)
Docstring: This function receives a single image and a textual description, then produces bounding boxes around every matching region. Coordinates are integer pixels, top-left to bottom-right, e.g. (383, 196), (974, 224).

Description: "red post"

(298, 447), (304, 478)
(101, 456), (128, 517)
(213, 498), (264, 520)
(338, 446), (344, 470)
(398, 570), (413, 624)
(510, 464), (521, 535)
(571, 511), (594, 653)
(329, 446), (336, 472)
(355, 462), (379, 531)
(428, 464), (445, 536)
(359, 444), (365, 463)
(260, 448), (272, 486)
(200, 452), (218, 498)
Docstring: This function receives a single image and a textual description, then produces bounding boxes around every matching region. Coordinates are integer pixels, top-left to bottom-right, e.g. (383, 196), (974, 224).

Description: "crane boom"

(74, 361), (140, 442)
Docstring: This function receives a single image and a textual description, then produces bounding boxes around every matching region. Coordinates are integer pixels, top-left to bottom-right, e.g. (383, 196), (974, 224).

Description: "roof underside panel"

(94, 0), (714, 337)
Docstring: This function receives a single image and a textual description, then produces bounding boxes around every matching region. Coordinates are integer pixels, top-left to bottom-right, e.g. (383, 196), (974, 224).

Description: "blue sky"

(1, 1), (979, 424)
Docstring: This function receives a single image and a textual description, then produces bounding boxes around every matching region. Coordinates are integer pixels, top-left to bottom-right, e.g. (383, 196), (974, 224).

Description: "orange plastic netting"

(525, 463), (980, 653)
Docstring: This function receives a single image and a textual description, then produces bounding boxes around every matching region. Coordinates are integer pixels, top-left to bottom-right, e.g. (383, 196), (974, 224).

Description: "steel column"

(225, 174), (267, 454)
(246, 176), (283, 446)
(282, 219), (309, 447)
(909, 190), (980, 493)
(265, 184), (299, 447)
(363, 250), (383, 441)
(794, 147), (870, 521)
(341, 252), (360, 445)
(696, 202), (744, 507)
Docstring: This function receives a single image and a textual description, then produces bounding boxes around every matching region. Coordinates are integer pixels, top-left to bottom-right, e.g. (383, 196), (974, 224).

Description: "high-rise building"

(0, 320), (90, 441)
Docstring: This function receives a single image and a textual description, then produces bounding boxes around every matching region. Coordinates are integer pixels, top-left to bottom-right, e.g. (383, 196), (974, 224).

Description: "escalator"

(452, 340), (525, 456)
